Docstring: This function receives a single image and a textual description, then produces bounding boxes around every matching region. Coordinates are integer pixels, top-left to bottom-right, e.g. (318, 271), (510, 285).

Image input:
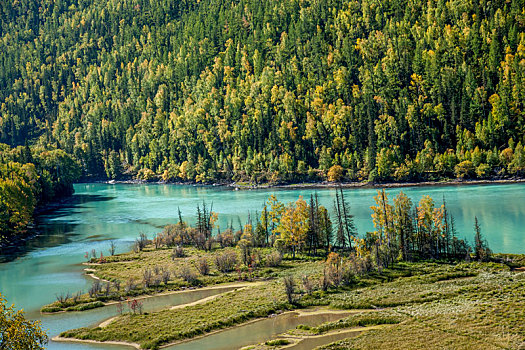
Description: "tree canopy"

(0, 0), (524, 182)
(0, 293), (48, 349)
(0, 144), (80, 241)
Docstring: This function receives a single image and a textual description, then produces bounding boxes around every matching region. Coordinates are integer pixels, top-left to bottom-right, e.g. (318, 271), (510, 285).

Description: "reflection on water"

(0, 194), (115, 263)
(0, 183), (524, 350)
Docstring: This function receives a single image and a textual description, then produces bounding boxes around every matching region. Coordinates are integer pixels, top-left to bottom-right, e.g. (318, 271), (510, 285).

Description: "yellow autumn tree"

(266, 194), (285, 242)
(0, 293), (48, 349)
(416, 195), (445, 258)
(276, 196), (309, 258)
(370, 189), (394, 267)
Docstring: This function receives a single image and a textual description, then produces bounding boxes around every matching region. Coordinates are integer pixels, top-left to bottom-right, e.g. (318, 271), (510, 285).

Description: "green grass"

(57, 246), (525, 350)
(292, 313), (401, 336)
(265, 339), (290, 346)
(315, 270), (525, 350)
(61, 281), (290, 349)
(42, 246), (308, 312)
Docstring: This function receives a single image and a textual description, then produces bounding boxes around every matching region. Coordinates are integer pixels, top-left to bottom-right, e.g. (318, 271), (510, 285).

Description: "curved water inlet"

(166, 310), (358, 350)
(45, 285), (240, 350)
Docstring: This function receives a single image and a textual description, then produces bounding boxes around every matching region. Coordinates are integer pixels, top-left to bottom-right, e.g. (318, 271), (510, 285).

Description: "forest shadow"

(0, 194), (115, 263)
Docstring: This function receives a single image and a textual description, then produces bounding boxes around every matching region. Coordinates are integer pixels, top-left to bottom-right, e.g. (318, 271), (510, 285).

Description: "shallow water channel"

(38, 286), (239, 350)
(1, 182), (525, 349)
(167, 311), (352, 350)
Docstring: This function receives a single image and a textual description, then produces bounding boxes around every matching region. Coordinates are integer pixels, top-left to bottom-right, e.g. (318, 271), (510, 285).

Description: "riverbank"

(243, 325), (384, 350)
(88, 176), (525, 191)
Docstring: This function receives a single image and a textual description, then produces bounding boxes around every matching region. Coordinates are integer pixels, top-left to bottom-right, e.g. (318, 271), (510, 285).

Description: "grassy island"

(52, 190), (525, 349)
(56, 253), (525, 350)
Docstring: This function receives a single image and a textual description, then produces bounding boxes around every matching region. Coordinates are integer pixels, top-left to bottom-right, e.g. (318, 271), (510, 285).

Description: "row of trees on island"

(145, 188), (491, 269)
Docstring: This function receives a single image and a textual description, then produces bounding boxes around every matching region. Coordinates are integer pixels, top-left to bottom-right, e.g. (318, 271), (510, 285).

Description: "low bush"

(309, 314), (402, 334)
(265, 251), (282, 267)
(196, 257), (210, 275)
(215, 250), (238, 273)
(66, 301), (105, 312)
(40, 306), (63, 313)
(180, 266), (199, 285)
(172, 246), (185, 259)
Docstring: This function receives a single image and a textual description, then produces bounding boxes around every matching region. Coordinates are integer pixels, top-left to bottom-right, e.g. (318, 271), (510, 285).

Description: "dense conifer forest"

(2, 0), (525, 240)
(1, 0), (525, 183)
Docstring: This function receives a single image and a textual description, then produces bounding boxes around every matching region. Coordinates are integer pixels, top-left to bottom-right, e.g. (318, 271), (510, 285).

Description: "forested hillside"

(1, 0), (525, 182)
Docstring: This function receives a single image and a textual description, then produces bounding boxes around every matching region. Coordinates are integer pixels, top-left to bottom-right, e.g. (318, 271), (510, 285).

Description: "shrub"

(55, 291), (71, 305)
(302, 275), (315, 295)
(160, 223), (188, 247)
(128, 299), (143, 314)
(40, 306), (63, 313)
(321, 269), (330, 292)
(72, 291), (82, 303)
(67, 301), (105, 312)
(196, 257), (210, 275)
(171, 246), (185, 259)
(125, 278), (137, 293)
(273, 239), (287, 255)
(152, 276), (161, 287)
(215, 250), (238, 273)
(265, 251), (282, 267)
(215, 229), (234, 248)
(161, 269), (171, 284)
(88, 281), (102, 298)
(112, 280), (121, 292)
(143, 268), (153, 288)
(104, 282), (111, 296)
(283, 275), (295, 304)
(135, 233), (149, 251)
(193, 232), (207, 251)
(265, 339), (290, 346)
(325, 265), (342, 288)
(346, 253), (372, 275)
(153, 234), (162, 249)
(180, 266), (199, 285)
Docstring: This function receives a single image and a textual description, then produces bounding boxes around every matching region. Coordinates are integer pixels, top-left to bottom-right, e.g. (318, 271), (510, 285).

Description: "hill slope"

(1, 0), (525, 182)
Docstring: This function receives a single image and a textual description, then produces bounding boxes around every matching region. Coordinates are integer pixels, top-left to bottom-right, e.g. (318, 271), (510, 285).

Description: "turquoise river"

(1, 182), (525, 349)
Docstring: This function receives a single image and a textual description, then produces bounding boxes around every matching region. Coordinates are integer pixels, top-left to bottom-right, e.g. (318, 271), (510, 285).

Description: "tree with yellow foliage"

(266, 194), (285, 243)
(276, 196), (309, 258)
(0, 293), (48, 349)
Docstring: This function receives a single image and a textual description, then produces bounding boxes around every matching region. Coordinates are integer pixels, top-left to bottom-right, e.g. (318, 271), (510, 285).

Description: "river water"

(0, 183), (524, 349)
